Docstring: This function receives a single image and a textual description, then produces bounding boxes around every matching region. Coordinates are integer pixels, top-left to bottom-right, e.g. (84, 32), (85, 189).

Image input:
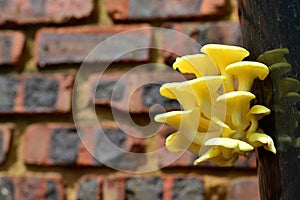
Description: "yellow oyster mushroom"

(160, 81), (198, 110)
(205, 137), (254, 151)
(246, 105), (271, 133)
(165, 131), (205, 153)
(173, 54), (220, 77)
(160, 76), (225, 117)
(193, 147), (239, 166)
(225, 61), (269, 91)
(200, 44), (250, 92)
(210, 116), (236, 138)
(217, 91), (256, 130)
(194, 137), (254, 166)
(200, 44), (250, 74)
(155, 108), (202, 143)
(188, 76), (225, 118)
(247, 132), (276, 154)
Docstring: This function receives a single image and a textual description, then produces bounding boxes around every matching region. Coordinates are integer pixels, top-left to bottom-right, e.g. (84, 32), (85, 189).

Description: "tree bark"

(238, 1), (300, 199)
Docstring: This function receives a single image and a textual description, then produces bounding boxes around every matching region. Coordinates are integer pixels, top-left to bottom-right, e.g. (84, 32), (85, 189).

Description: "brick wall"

(0, 0), (259, 199)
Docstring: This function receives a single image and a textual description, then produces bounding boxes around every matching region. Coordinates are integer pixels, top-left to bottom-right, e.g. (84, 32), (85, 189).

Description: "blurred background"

(0, 0), (259, 199)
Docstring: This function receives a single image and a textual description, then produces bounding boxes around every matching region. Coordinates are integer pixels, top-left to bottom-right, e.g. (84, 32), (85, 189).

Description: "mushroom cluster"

(256, 48), (300, 151)
(155, 44), (276, 166)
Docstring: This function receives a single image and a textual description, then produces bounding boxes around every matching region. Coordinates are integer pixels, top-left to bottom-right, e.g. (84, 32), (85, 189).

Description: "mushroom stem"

(225, 61), (269, 91)
(217, 91), (255, 130)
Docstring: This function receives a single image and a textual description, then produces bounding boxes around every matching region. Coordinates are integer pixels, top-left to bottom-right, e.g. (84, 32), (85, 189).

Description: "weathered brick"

(76, 174), (206, 200)
(0, 175), (64, 200)
(0, 74), (73, 114)
(228, 177), (259, 200)
(164, 175), (205, 200)
(106, 0), (229, 21)
(49, 127), (80, 165)
(158, 125), (256, 168)
(162, 21), (241, 66)
(0, 31), (25, 66)
(0, 0), (94, 25)
(90, 70), (188, 113)
(0, 124), (14, 164)
(126, 177), (163, 200)
(35, 24), (152, 66)
(92, 123), (145, 170)
(172, 177), (204, 200)
(103, 177), (126, 200)
(76, 175), (103, 200)
(23, 123), (145, 168)
(103, 176), (163, 200)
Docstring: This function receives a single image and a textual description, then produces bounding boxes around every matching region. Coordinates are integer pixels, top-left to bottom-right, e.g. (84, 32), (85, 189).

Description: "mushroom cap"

(247, 132), (276, 154)
(159, 81), (198, 109)
(155, 108), (201, 143)
(283, 92), (300, 104)
(188, 76), (226, 99)
(269, 62), (291, 77)
(257, 48), (289, 66)
(188, 76), (225, 117)
(225, 61), (269, 80)
(200, 44), (249, 73)
(217, 91), (255, 103)
(165, 131), (190, 152)
(279, 78), (300, 95)
(193, 147), (240, 166)
(205, 137), (254, 151)
(246, 105), (270, 120)
(154, 108), (199, 129)
(165, 131), (204, 154)
(173, 54), (219, 77)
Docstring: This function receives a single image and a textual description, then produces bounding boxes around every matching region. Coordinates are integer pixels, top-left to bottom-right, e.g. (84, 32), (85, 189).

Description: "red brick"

(85, 174), (205, 200)
(158, 125), (257, 169)
(0, 123), (14, 164)
(106, 0), (229, 21)
(103, 176), (163, 200)
(0, 0), (93, 25)
(162, 21), (241, 65)
(76, 175), (103, 200)
(103, 176), (126, 200)
(228, 177), (259, 200)
(76, 175), (127, 200)
(0, 31), (25, 66)
(35, 24), (152, 66)
(23, 123), (145, 168)
(89, 70), (189, 113)
(0, 175), (64, 200)
(0, 74), (73, 114)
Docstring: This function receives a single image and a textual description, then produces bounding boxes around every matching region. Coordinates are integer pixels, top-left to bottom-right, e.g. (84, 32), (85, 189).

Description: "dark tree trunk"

(238, 1), (300, 200)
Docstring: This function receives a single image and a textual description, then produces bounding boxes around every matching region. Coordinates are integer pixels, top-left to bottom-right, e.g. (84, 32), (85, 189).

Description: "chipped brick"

(0, 74), (74, 114)
(35, 24), (152, 66)
(0, 31), (25, 66)
(0, 0), (94, 25)
(106, 0), (228, 21)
